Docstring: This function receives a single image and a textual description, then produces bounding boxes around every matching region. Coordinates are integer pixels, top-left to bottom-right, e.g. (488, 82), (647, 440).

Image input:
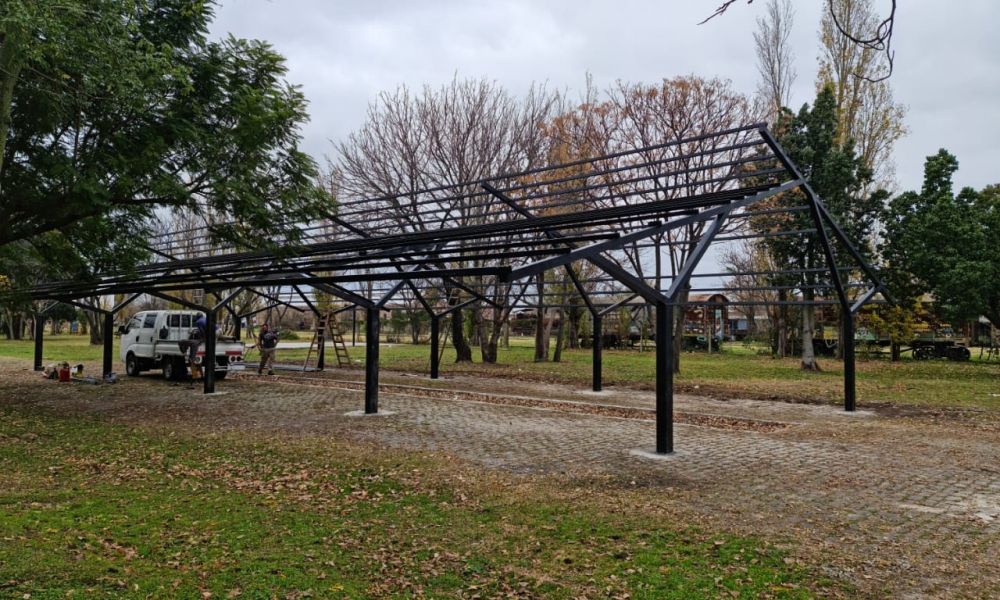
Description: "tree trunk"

(11, 312), (24, 340)
(470, 306), (482, 346)
(536, 308), (555, 362)
(671, 289), (689, 373)
(553, 308), (566, 362)
(2, 309), (14, 339)
(474, 306), (486, 357)
(835, 311), (846, 359)
(534, 273), (547, 362)
(890, 342), (901, 362)
(567, 303), (581, 349)
(482, 301), (512, 364)
(776, 289), (788, 357)
(50, 319), (61, 336)
(409, 313), (421, 345)
(478, 308), (492, 363)
(800, 300), (821, 371)
(481, 338), (497, 363)
(451, 307), (472, 362)
(84, 310), (104, 345)
(482, 315), (504, 364)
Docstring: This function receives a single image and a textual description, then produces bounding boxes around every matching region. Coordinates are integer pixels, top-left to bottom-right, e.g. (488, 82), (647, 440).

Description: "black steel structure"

(15, 124), (886, 454)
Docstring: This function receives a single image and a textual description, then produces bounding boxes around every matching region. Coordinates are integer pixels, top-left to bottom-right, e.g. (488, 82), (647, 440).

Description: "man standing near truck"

(186, 315), (208, 382)
(257, 323), (279, 375)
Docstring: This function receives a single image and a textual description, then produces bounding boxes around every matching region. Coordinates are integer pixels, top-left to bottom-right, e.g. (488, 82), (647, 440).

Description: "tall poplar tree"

(819, 0), (906, 191)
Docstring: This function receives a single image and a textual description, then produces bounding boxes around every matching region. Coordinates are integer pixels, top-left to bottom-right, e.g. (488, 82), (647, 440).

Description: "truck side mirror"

(118, 325), (128, 335)
(159, 326), (169, 340)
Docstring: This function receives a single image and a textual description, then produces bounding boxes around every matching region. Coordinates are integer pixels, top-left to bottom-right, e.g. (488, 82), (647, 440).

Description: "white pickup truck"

(119, 310), (245, 380)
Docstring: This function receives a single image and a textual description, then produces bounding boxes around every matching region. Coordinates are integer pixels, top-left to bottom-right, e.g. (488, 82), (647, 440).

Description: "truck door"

(134, 312), (159, 358)
(120, 313), (144, 362)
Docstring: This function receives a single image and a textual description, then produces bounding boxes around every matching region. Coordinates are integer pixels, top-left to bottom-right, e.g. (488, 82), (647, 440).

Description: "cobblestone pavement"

(2, 359), (999, 598)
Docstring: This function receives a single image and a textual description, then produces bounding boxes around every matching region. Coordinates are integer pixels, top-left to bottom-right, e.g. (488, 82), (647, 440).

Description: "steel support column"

(233, 317), (241, 341)
(592, 314), (602, 392)
(429, 315), (440, 379)
(33, 316), (44, 371)
(102, 312), (114, 378)
(843, 312), (856, 412)
(364, 307), (380, 414)
(203, 310), (217, 394)
(655, 302), (673, 454)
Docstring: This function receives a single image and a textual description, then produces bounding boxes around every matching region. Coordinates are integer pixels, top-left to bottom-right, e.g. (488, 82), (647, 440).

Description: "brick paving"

(2, 359), (998, 597)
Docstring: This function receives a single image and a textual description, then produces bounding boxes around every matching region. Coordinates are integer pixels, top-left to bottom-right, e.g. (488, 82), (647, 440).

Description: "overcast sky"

(210, 0), (999, 194)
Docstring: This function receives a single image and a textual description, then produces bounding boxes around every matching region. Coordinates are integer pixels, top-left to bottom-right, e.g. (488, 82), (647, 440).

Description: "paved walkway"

(2, 360), (998, 597)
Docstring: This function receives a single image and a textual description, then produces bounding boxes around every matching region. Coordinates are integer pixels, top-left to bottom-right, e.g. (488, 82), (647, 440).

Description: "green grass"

(0, 406), (830, 598)
(6, 334), (999, 410)
(356, 339), (1000, 411)
(0, 335), (108, 363)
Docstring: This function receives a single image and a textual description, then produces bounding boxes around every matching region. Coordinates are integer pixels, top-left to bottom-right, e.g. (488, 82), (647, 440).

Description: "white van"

(119, 310), (245, 380)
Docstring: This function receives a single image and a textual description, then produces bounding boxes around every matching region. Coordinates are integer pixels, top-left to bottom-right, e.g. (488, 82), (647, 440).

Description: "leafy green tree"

(862, 302), (916, 361)
(881, 150), (1000, 331)
(0, 0), (328, 273)
(756, 83), (875, 370)
(46, 302), (79, 335)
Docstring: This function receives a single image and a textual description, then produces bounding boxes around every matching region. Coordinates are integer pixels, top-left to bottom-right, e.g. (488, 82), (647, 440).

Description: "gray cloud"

(210, 0), (999, 192)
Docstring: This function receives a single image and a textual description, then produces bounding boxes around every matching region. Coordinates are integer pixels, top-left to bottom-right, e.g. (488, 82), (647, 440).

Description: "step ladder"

(304, 311), (351, 370)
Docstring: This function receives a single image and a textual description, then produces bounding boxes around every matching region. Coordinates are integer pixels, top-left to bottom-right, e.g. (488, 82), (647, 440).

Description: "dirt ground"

(2, 357), (999, 598)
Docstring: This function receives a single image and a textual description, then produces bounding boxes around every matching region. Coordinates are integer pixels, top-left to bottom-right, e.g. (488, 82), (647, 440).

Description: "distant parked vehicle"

(910, 330), (972, 361)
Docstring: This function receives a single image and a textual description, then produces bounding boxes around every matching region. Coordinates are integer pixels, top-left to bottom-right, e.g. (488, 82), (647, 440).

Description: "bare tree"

(336, 77), (560, 363)
(753, 0), (797, 119)
(598, 77), (759, 373)
(704, 0), (897, 81)
(534, 76), (759, 371)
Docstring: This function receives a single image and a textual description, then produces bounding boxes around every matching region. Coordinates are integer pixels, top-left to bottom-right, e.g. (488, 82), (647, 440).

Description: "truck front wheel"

(125, 353), (141, 377)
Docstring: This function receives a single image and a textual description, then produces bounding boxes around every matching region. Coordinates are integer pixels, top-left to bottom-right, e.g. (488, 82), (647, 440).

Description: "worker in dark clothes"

(183, 315), (208, 382)
(257, 323), (279, 375)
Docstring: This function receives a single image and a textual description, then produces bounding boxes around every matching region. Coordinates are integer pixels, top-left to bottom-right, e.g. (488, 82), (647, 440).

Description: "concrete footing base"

(344, 410), (396, 417)
(629, 447), (684, 460)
